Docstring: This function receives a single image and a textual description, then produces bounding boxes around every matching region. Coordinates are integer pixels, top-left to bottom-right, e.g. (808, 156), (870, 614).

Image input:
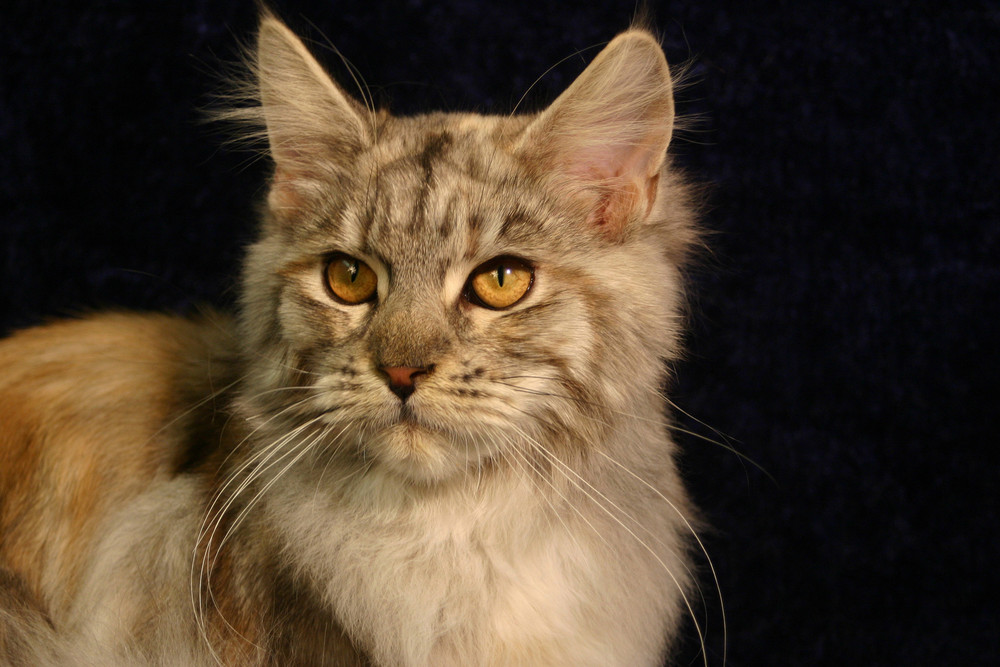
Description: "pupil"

(347, 260), (358, 283)
(496, 266), (506, 288)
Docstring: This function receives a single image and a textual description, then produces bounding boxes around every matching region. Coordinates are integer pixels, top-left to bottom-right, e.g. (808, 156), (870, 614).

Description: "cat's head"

(234, 15), (697, 485)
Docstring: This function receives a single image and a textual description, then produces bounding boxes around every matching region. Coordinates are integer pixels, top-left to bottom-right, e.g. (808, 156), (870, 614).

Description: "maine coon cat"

(0, 11), (708, 666)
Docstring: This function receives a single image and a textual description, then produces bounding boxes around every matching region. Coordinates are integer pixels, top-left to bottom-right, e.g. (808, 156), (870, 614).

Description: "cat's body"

(1, 13), (703, 667)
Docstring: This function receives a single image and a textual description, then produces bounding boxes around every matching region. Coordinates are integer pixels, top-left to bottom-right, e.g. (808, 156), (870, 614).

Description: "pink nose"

(380, 366), (430, 401)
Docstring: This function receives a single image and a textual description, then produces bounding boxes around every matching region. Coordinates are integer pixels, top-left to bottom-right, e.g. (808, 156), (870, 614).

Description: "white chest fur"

(267, 465), (681, 667)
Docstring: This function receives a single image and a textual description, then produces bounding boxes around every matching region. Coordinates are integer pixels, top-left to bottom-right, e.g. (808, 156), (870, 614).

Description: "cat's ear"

(517, 31), (675, 240)
(256, 14), (370, 208)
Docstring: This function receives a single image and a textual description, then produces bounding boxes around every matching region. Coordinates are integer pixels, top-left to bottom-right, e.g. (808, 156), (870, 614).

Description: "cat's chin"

(368, 422), (471, 485)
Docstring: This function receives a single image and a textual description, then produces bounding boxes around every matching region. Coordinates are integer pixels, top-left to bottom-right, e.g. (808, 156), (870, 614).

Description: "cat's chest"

(270, 477), (594, 664)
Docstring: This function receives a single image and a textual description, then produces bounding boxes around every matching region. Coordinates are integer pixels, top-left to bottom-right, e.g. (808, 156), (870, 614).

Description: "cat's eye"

(325, 253), (378, 304)
(467, 256), (534, 310)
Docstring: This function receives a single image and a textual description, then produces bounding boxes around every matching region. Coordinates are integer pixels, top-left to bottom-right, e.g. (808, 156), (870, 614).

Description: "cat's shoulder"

(0, 311), (240, 613)
(0, 311), (239, 473)
(0, 310), (237, 396)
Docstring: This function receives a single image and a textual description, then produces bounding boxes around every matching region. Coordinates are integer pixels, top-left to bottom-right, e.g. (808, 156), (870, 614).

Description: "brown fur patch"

(0, 313), (236, 620)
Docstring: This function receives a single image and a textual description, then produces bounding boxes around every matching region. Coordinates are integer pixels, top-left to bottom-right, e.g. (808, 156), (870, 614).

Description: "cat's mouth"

(369, 418), (463, 483)
(358, 397), (490, 483)
(391, 396), (446, 432)
(397, 402), (418, 424)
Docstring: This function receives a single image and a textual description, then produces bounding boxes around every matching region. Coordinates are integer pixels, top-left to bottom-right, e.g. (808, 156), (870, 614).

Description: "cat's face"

(235, 18), (693, 484)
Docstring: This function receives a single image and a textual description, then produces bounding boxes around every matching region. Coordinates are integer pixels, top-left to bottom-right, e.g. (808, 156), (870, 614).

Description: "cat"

(0, 10), (707, 667)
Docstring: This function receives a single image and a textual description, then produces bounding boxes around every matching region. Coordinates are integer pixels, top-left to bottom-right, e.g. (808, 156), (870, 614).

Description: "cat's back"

(0, 312), (236, 616)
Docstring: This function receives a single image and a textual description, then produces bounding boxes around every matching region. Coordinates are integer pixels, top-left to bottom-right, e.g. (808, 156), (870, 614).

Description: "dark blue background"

(2, 2), (997, 664)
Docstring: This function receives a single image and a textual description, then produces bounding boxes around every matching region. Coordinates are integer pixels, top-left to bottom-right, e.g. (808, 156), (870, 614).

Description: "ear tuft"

(518, 31), (675, 240)
(255, 14), (371, 210)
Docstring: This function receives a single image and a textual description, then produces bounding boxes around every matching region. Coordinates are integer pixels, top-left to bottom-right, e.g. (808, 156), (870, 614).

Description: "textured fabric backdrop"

(2, 1), (997, 665)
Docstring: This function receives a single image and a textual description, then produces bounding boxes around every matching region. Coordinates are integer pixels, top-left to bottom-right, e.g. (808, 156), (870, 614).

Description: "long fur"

(0, 13), (709, 666)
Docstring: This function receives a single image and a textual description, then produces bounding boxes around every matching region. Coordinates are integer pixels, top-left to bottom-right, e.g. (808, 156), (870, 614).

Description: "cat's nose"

(380, 365), (432, 401)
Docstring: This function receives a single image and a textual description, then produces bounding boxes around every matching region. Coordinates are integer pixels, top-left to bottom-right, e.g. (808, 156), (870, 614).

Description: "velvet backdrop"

(2, 1), (997, 664)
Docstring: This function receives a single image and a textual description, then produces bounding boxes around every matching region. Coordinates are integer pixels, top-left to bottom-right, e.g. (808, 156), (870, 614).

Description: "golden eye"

(468, 256), (534, 309)
(325, 253), (378, 304)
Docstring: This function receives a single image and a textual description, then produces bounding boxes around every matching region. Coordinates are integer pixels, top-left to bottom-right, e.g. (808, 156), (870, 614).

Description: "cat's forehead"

(366, 113), (528, 192)
(376, 112), (528, 159)
(342, 113), (558, 267)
